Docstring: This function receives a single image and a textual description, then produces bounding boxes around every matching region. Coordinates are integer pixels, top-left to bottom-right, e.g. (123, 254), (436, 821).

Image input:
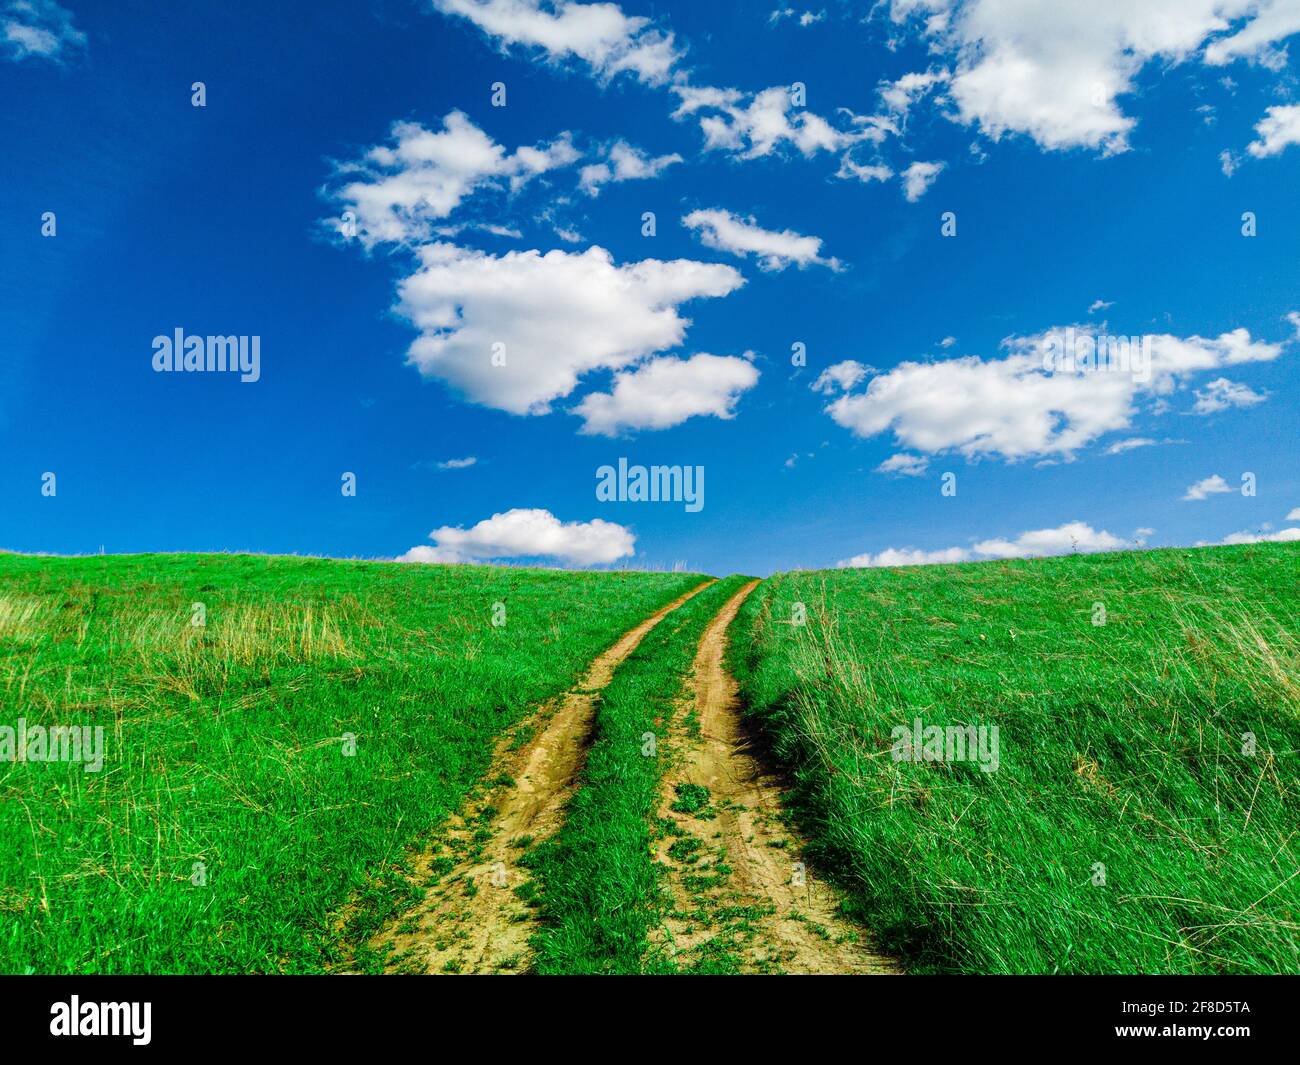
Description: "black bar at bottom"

(1, 974), (1291, 1052)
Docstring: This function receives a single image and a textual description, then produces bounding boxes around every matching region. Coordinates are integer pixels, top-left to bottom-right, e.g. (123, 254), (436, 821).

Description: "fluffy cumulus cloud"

(973, 521), (1128, 559)
(325, 111), (579, 248)
(1247, 103), (1300, 158)
(2, 0), (84, 61)
(682, 208), (840, 271)
(400, 507), (635, 565)
(1184, 473), (1233, 500)
(431, 0), (681, 85)
(887, 0), (1300, 153)
(574, 352), (758, 435)
(876, 452), (930, 476)
(839, 545), (971, 567)
(1215, 526), (1300, 545)
(395, 243), (744, 415)
(812, 360), (872, 394)
(900, 160), (945, 201)
(578, 140), (681, 195)
(839, 520), (1127, 568)
(430, 3), (911, 188)
(815, 324), (1286, 461)
(1204, 0), (1300, 66)
(1193, 376), (1267, 413)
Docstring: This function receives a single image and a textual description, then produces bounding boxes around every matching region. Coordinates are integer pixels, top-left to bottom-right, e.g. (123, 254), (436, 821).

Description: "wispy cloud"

(2, 0), (84, 63)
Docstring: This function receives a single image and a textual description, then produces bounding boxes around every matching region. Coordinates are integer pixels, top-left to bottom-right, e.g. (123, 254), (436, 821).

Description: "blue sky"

(3, 0), (1299, 577)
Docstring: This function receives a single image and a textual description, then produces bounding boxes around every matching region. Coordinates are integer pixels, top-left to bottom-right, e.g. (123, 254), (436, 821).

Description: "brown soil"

(369, 579), (714, 975)
(652, 579), (900, 974)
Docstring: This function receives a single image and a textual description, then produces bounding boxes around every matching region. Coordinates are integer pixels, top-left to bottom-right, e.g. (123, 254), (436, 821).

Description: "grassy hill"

(732, 542), (1300, 974)
(0, 552), (700, 973)
(7, 543), (1298, 975)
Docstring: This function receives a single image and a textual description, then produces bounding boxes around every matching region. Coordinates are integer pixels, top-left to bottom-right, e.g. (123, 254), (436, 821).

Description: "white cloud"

(840, 545), (972, 568)
(973, 521), (1127, 559)
(573, 352), (759, 435)
(820, 324), (1285, 461)
(1183, 473), (1233, 501)
(836, 156), (894, 183)
(2, 0), (83, 61)
(578, 140), (682, 195)
(326, 112), (579, 248)
(769, 7), (826, 27)
(1246, 103), (1300, 158)
(1204, 0), (1300, 67)
(1215, 527), (1300, 545)
(1220, 149), (1241, 176)
(396, 243), (744, 415)
(400, 507), (635, 565)
(1192, 376), (1267, 413)
(839, 520), (1126, 568)
(437, 456), (478, 470)
(671, 83), (894, 161)
(888, 1), (1300, 154)
(434, 221), (524, 239)
(682, 208), (841, 271)
(811, 359), (871, 394)
(876, 452), (930, 476)
(900, 160), (945, 201)
(1106, 436), (1157, 454)
(1088, 298), (1114, 314)
(1286, 507), (1300, 521)
(879, 68), (950, 115)
(431, 0), (682, 86)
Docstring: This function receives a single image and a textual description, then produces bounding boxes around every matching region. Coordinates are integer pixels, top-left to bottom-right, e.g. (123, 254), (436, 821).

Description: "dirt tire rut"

(370, 579), (715, 975)
(653, 579), (899, 974)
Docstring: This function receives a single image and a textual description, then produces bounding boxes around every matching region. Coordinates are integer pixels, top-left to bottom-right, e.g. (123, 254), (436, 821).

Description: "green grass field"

(0, 552), (699, 974)
(732, 542), (1300, 974)
(6, 543), (1299, 975)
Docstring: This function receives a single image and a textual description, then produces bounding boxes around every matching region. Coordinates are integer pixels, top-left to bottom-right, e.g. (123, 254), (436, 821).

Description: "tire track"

(370, 579), (715, 975)
(653, 579), (900, 974)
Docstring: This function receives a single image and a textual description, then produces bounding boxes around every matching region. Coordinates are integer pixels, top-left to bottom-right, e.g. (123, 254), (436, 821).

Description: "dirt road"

(370, 579), (714, 975)
(653, 579), (899, 974)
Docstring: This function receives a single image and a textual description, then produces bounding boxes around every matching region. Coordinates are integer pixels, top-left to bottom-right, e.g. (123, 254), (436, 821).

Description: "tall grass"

(0, 552), (700, 973)
(731, 543), (1300, 974)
